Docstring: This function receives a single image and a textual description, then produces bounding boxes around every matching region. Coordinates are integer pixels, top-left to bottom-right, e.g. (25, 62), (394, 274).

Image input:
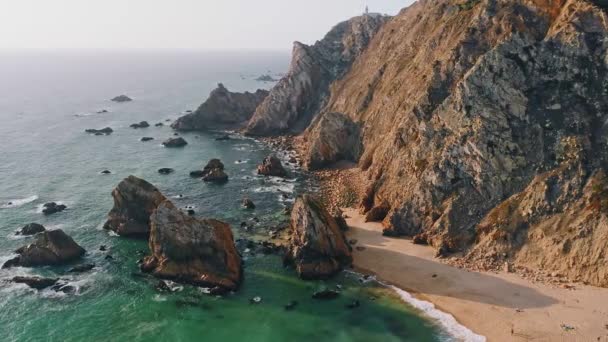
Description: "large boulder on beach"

(162, 137), (188, 148)
(2, 230), (85, 268)
(103, 175), (167, 237)
(141, 200), (242, 292)
(17, 223), (46, 236)
(257, 155), (288, 178)
(284, 195), (352, 279)
(171, 83), (269, 131)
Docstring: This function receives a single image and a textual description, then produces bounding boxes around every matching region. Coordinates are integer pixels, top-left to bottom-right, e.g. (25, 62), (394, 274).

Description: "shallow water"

(0, 50), (451, 341)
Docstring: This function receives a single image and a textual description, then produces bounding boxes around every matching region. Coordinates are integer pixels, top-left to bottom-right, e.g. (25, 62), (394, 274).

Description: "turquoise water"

(0, 50), (448, 341)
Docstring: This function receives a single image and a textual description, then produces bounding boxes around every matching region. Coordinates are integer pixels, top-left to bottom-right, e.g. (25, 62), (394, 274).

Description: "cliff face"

(172, 83), (268, 131)
(243, 14), (390, 136)
(296, 0), (608, 286)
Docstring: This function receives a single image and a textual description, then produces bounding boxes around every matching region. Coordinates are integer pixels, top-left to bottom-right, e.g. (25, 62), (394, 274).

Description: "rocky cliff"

(243, 14), (390, 136)
(276, 0), (608, 287)
(172, 83), (269, 131)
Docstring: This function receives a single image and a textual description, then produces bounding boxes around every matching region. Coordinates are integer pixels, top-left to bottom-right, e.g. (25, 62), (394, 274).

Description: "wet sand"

(344, 208), (608, 342)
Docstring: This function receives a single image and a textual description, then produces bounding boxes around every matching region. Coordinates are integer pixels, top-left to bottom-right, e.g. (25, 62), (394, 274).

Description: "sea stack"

(284, 195), (352, 279)
(103, 176), (167, 237)
(141, 200), (242, 293)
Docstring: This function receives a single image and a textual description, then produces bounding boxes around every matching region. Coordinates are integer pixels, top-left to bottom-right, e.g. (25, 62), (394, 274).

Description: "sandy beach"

(344, 208), (608, 342)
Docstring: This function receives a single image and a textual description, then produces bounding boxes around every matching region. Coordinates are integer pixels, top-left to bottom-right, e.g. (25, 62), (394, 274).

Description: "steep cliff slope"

(301, 0), (608, 286)
(172, 83), (268, 131)
(243, 14), (390, 136)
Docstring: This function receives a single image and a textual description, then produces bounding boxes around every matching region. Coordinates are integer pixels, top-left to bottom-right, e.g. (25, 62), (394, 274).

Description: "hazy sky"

(0, 0), (415, 50)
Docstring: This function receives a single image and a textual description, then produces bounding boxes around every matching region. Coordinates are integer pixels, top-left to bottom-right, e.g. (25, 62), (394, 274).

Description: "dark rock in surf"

(158, 168), (174, 175)
(12, 276), (59, 290)
(162, 137), (188, 148)
(130, 121), (150, 129)
(68, 263), (95, 273)
(85, 127), (113, 135)
(42, 202), (67, 215)
(111, 95), (132, 102)
(257, 155), (288, 178)
(2, 230), (85, 268)
(140, 137), (154, 142)
(17, 223), (46, 236)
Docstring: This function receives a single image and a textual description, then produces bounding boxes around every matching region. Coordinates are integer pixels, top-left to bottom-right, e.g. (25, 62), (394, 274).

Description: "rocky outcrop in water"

(103, 176), (167, 237)
(11, 276), (59, 290)
(141, 200), (242, 292)
(192, 159), (228, 183)
(130, 121), (150, 129)
(2, 230), (85, 268)
(17, 223), (46, 236)
(304, 112), (362, 170)
(257, 155), (288, 177)
(162, 137), (188, 148)
(42, 202), (67, 215)
(171, 83), (269, 131)
(111, 95), (132, 102)
(85, 127), (113, 135)
(284, 195), (352, 279)
(244, 14), (389, 136)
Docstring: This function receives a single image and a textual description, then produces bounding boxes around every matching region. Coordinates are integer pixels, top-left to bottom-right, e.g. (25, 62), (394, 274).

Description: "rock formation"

(103, 176), (167, 237)
(42, 202), (67, 215)
(162, 137), (188, 148)
(284, 195), (352, 279)
(130, 121), (150, 129)
(257, 155), (288, 177)
(2, 230), (85, 268)
(244, 14), (389, 136)
(141, 200), (242, 292)
(171, 83), (269, 131)
(252, 1), (608, 286)
(12, 276), (59, 290)
(304, 112), (362, 170)
(192, 159), (228, 183)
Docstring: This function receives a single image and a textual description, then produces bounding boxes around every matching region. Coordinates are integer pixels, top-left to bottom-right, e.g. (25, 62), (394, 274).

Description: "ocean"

(0, 50), (455, 341)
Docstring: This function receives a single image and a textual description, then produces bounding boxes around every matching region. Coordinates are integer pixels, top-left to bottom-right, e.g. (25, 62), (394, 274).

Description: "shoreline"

(344, 208), (608, 342)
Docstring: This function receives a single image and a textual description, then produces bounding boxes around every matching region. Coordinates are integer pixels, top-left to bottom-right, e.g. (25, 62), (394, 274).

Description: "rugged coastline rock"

(192, 159), (228, 183)
(171, 83), (269, 131)
(244, 14), (389, 136)
(2, 230), (85, 268)
(103, 176), (167, 237)
(162, 137), (188, 148)
(257, 155), (288, 178)
(111, 95), (132, 102)
(12, 276), (59, 290)
(284, 195), (352, 279)
(141, 200), (242, 292)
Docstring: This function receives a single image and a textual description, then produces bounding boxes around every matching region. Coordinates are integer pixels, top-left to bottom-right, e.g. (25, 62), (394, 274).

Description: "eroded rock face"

(257, 155), (288, 178)
(103, 176), (167, 237)
(244, 14), (389, 136)
(284, 195), (352, 279)
(315, 1), (608, 254)
(141, 200), (242, 292)
(171, 83), (269, 131)
(2, 230), (85, 268)
(304, 112), (362, 170)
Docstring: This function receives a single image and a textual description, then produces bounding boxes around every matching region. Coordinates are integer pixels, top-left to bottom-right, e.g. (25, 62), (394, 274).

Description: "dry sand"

(344, 208), (608, 342)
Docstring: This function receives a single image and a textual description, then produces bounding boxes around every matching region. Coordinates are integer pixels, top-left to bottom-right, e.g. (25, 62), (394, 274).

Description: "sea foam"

(0, 195), (38, 209)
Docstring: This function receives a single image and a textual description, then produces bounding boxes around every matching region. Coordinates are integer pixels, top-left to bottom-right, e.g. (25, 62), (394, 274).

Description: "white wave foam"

(0, 195), (38, 209)
(388, 284), (486, 341)
(234, 159), (249, 164)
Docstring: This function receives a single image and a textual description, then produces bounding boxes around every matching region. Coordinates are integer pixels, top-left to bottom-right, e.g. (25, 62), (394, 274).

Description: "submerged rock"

(42, 202), (67, 215)
(100, 170), (112, 174)
(158, 168), (174, 175)
(284, 195), (352, 279)
(141, 200), (242, 292)
(111, 95), (132, 102)
(312, 289), (340, 300)
(68, 263), (95, 273)
(17, 223), (46, 236)
(242, 197), (255, 210)
(2, 230), (85, 268)
(257, 155), (288, 178)
(103, 175), (167, 237)
(162, 137), (188, 148)
(12, 276), (59, 290)
(140, 137), (154, 142)
(85, 127), (113, 135)
(171, 83), (269, 131)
